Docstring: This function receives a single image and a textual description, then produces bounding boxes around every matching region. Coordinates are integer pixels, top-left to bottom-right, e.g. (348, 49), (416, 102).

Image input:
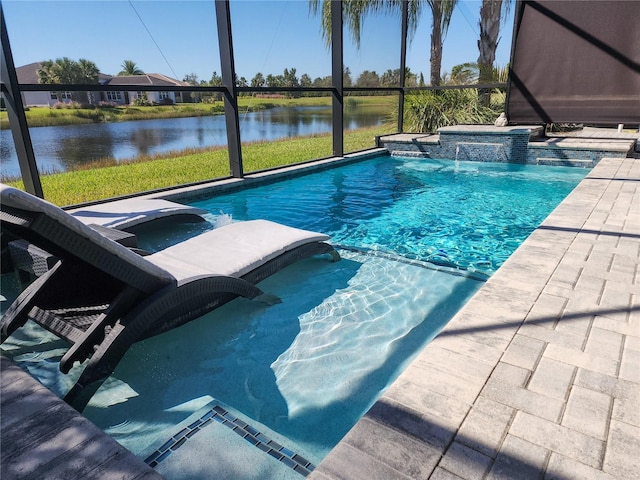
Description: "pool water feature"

(0, 155), (588, 479)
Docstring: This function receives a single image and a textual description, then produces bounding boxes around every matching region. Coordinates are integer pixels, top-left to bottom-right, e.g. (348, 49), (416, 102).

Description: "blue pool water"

(1, 155), (588, 479)
(188, 155), (589, 278)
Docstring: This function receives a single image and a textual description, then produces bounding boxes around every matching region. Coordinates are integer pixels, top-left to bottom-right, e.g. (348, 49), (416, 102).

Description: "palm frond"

(310, 0), (423, 49)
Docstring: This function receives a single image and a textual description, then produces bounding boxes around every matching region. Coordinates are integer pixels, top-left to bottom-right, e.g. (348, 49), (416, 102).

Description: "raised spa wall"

(378, 125), (636, 167)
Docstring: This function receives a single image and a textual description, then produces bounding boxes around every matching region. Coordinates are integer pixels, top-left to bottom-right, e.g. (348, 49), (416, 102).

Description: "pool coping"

(310, 156), (640, 479)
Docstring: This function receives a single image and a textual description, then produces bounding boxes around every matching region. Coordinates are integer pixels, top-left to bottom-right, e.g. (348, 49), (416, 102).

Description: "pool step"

(142, 400), (314, 478)
(535, 157), (595, 168)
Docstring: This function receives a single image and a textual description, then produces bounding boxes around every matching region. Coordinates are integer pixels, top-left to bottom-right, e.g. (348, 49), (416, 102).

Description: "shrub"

(345, 97), (360, 108)
(51, 101), (83, 110)
(546, 123), (583, 133)
(201, 94), (223, 103)
(404, 88), (505, 133)
(133, 93), (152, 107)
(98, 101), (118, 108)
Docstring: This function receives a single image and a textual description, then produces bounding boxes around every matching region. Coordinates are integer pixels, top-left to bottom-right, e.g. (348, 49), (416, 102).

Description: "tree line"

(183, 66), (422, 91)
(35, 57), (426, 101)
(36, 56), (505, 105)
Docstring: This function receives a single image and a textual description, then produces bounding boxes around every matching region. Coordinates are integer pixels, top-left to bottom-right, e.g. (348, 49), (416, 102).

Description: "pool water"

(188, 156), (588, 278)
(0, 155), (588, 479)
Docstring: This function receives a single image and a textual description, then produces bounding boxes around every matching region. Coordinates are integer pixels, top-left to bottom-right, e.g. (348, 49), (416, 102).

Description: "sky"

(2, 0), (514, 84)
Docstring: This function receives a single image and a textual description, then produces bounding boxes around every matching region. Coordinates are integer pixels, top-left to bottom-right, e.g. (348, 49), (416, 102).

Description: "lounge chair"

(0, 184), (340, 411)
(5, 198), (207, 280)
(67, 197), (208, 231)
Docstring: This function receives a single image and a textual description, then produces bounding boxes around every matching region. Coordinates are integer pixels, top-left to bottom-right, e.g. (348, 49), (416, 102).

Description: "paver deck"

(0, 355), (163, 479)
(311, 156), (640, 479)
(1, 155), (638, 479)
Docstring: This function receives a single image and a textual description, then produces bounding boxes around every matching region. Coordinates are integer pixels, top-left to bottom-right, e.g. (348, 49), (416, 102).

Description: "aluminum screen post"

(0, 5), (43, 197)
(331, 0), (343, 158)
(215, 0), (243, 178)
(398, 0), (408, 133)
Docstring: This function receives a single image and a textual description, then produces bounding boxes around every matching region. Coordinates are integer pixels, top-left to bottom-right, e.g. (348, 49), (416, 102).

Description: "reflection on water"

(0, 106), (387, 177)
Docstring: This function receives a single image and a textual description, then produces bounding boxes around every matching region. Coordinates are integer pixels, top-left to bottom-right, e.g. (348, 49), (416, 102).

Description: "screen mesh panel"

(507, 1), (640, 125)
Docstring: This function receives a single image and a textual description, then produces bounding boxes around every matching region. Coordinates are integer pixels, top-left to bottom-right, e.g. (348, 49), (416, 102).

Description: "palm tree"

(118, 60), (144, 76)
(427, 0), (457, 87)
(250, 72), (265, 88)
(477, 0), (511, 105)
(447, 62), (478, 85)
(38, 57), (99, 84)
(37, 57), (99, 103)
(446, 61), (509, 85)
(77, 59), (100, 83)
(309, 0), (457, 87)
(38, 57), (77, 84)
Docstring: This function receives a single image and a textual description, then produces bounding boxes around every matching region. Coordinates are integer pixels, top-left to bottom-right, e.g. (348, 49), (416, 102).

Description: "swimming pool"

(187, 155), (589, 278)
(0, 154), (588, 479)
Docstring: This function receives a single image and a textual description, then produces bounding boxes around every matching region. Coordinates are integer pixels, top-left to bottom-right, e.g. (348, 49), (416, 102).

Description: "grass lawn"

(4, 125), (393, 206)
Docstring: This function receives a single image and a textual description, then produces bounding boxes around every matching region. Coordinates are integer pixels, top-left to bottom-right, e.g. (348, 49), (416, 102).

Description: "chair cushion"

(146, 220), (330, 281)
(68, 198), (207, 229)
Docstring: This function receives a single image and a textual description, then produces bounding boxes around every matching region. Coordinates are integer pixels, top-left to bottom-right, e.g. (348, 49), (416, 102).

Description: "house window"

(158, 91), (170, 100)
(106, 91), (122, 101)
(51, 91), (72, 100)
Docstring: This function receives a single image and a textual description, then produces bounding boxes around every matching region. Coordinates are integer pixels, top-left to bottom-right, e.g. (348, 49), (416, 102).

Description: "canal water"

(0, 106), (387, 178)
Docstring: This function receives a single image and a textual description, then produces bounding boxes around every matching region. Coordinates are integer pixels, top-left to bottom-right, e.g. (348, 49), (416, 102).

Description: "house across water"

(15, 62), (191, 107)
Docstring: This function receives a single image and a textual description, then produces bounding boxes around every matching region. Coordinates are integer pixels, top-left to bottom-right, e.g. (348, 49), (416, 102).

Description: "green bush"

(404, 88), (505, 133)
(133, 93), (152, 107)
(52, 101), (83, 109)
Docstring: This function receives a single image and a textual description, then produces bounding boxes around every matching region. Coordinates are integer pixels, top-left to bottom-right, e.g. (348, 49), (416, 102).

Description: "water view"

(0, 106), (387, 177)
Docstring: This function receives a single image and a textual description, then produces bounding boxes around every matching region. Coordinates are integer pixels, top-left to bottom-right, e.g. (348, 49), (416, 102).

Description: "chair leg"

(61, 276), (266, 410)
(63, 375), (108, 412)
(62, 321), (130, 412)
(1, 261), (63, 342)
(59, 286), (143, 374)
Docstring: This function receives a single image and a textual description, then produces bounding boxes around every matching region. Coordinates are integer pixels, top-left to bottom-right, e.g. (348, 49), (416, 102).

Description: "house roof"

(16, 62), (43, 84)
(105, 73), (190, 87)
(14, 63), (186, 87)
